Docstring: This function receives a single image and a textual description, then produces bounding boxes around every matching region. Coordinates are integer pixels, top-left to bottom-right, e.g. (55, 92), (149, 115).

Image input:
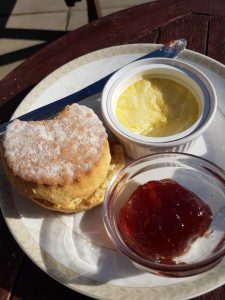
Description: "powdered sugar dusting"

(3, 104), (108, 185)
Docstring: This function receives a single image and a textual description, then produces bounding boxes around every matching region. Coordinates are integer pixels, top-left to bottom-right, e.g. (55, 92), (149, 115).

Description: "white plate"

(1, 44), (225, 300)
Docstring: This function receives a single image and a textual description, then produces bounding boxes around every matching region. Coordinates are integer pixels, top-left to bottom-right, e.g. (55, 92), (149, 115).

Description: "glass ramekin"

(103, 152), (225, 277)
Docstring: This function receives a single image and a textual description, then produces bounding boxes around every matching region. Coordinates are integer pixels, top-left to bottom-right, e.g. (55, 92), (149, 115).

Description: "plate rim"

(1, 43), (225, 300)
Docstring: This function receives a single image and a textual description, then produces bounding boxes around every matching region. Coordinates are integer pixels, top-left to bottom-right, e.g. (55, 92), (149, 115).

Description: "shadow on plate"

(38, 205), (143, 287)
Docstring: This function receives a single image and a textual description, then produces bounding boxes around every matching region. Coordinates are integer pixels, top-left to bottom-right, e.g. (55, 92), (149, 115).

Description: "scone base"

(2, 144), (124, 213)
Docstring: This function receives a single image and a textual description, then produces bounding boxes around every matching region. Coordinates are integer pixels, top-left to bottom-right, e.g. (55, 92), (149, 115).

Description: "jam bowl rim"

(102, 152), (225, 275)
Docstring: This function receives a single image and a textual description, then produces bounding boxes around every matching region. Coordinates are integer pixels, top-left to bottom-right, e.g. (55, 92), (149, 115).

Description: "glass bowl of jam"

(101, 58), (217, 159)
(103, 152), (225, 277)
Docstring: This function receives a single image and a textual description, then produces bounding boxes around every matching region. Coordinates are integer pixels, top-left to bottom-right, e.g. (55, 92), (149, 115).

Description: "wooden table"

(1, 0), (225, 299)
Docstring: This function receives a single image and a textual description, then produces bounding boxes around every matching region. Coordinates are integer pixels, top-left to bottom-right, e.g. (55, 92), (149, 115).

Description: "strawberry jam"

(118, 179), (212, 264)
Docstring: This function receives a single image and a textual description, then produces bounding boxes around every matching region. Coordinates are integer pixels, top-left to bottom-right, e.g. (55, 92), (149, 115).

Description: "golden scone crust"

(1, 143), (124, 213)
(3, 104), (108, 186)
(1, 104), (124, 213)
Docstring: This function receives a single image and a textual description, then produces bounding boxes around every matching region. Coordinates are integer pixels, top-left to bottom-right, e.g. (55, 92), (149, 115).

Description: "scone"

(1, 103), (124, 213)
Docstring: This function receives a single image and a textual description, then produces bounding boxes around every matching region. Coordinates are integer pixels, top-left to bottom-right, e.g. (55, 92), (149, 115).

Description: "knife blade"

(0, 39), (187, 135)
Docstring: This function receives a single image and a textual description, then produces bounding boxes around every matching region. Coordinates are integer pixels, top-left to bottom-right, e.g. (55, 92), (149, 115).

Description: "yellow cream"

(115, 78), (199, 137)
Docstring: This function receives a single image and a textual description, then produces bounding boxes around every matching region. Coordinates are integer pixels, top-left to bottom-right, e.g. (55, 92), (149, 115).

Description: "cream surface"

(115, 78), (199, 137)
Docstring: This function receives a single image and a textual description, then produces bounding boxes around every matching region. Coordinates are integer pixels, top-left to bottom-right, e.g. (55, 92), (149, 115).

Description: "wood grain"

(189, 0), (225, 16)
(11, 258), (90, 300)
(1, 1), (225, 299)
(192, 285), (225, 300)
(159, 14), (209, 54)
(0, 0), (190, 123)
(0, 211), (24, 300)
(207, 16), (225, 65)
(126, 29), (159, 45)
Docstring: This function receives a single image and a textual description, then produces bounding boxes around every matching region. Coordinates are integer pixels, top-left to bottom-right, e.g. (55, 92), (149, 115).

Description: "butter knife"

(0, 39), (187, 135)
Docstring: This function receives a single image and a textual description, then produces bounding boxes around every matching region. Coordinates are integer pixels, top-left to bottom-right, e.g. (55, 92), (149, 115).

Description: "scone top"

(3, 104), (108, 185)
